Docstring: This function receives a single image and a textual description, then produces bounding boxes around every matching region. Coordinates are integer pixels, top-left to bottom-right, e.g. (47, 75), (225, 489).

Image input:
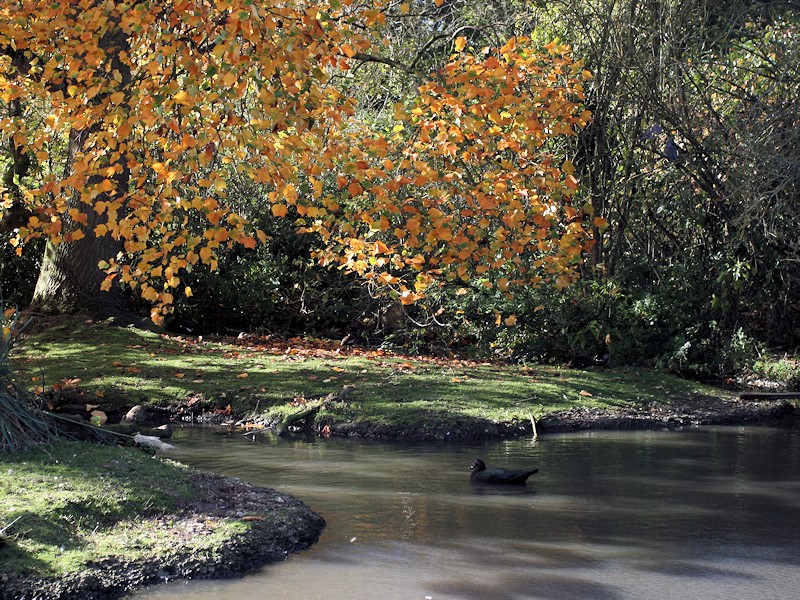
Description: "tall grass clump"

(0, 304), (56, 452)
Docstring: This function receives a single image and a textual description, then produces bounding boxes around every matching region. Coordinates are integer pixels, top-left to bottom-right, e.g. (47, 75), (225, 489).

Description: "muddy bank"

(0, 472), (325, 600)
(129, 389), (800, 442)
(303, 395), (799, 441)
(156, 392), (799, 441)
(535, 394), (798, 434)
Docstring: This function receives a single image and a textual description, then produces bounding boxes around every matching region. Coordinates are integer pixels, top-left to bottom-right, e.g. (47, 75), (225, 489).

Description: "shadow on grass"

(12, 323), (720, 429)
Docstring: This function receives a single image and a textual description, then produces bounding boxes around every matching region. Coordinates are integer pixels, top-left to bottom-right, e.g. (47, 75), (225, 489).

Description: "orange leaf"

(173, 90), (191, 105)
(237, 372), (249, 378)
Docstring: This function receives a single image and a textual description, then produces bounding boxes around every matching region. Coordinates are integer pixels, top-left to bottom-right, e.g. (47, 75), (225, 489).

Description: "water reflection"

(129, 426), (800, 600)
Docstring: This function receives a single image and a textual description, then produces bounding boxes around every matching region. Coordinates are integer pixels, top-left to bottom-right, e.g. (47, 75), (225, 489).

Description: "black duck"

(469, 458), (538, 484)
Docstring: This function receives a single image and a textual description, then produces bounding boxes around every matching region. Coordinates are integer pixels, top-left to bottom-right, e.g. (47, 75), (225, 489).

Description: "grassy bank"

(2, 320), (793, 598)
(10, 320), (729, 435)
(0, 440), (324, 600)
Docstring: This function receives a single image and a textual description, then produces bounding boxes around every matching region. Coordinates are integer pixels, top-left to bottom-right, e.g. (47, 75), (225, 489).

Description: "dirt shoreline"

(256, 394), (799, 441)
(0, 472), (325, 600)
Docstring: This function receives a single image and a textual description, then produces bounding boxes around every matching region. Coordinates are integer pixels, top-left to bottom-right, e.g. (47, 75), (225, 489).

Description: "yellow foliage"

(1, 3), (594, 318)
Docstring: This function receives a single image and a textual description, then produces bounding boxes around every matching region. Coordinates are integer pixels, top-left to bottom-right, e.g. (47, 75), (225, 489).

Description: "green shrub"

(751, 356), (800, 390)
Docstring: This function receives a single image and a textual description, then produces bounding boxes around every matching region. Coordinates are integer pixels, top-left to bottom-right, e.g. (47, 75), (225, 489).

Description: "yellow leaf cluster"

(309, 36), (594, 300)
(1, 1), (594, 316)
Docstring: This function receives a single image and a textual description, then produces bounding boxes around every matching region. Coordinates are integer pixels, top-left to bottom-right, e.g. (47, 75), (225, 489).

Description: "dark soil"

(0, 472), (325, 600)
(534, 394), (798, 434)
(307, 394), (799, 441)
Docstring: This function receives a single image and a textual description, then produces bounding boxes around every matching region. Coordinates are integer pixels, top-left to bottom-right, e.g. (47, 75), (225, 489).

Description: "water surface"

(129, 426), (800, 599)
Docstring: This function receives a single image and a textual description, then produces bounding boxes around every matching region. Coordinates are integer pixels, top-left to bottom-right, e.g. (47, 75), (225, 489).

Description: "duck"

(469, 458), (538, 484)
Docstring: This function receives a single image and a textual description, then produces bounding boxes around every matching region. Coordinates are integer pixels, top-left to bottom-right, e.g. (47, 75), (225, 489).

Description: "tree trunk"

(31, 10), (132, 318)
(31, 225), (128, 318)
(31, 124), (131, 317)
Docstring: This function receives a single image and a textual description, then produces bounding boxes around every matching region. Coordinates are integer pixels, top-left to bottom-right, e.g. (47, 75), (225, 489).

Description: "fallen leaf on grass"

(237, 372), (249, 378)
(579, 390), (593, 397)
(175, 373), (186, 378)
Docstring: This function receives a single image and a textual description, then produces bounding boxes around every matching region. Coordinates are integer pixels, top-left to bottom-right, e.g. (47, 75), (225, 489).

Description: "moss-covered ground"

(10, 319), (728, 432)
(0, 442), (209, 575)
(0, 440), (324, 599)
(0, 442), (226, 576)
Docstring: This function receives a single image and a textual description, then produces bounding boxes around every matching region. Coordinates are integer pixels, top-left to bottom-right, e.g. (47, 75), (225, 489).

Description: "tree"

(1, 0), (594, 324)
(512, 0), (800, 364)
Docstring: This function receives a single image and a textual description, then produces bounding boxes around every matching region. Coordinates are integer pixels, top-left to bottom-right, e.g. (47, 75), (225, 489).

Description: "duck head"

(469, 459), (486, 473)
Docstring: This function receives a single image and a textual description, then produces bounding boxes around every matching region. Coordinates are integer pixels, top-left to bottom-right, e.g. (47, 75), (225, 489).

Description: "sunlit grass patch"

(11, 321), (726, 430)
(0, 441), (249, 576)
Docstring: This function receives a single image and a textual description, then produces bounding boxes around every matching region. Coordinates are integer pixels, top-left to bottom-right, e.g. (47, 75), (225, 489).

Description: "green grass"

(0, 441), (246, 577)
(10, 320), (728, 429)
(751, 354), (800, 389)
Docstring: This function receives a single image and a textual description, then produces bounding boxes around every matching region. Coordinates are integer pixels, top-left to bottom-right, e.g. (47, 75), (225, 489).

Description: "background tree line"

(2, 0), (798, 377)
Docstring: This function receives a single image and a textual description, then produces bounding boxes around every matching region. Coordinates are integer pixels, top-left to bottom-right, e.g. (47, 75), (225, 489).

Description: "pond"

(129, 426), (800, 600)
